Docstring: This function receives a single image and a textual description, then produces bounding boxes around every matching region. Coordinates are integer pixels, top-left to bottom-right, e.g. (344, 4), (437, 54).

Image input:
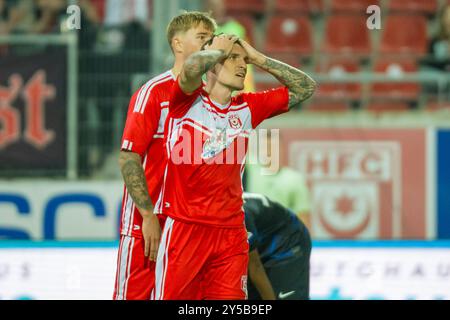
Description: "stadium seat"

(366, 102), (410, 113)
(265, 16), (313, 56)
(322, 15), (371, 56)
(380, 15), (427, 56)
(224, 0), (265, 14)
(304, 102), (350, 112)
(315, 58), (362, 100)
(330, 0), (380, 12)
(387, 0), (438, 15)
(370, 58), (420, 99)
(274, 0), (324, 14)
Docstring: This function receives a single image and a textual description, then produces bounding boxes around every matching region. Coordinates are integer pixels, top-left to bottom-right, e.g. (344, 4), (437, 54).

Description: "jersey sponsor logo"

(133, 225), (140, 231)
(278, 290), (295, 299)
(165, 202), (170, 208)
(202, 129), (228, 159)
(228, 114), (242, 129)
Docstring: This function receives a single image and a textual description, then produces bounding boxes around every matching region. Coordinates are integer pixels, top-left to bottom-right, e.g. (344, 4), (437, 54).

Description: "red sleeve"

(242, 87), (289, 129)
(120, 87), (161, 157)
(169, 77), (203, 118)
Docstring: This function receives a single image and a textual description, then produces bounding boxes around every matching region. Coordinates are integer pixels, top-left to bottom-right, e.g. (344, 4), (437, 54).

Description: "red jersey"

(119, 70), (175, 238)
(155, 79), (289, 228)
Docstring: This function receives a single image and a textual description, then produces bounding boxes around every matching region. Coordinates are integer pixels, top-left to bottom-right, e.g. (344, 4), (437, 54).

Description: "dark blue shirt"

(244, 193), (308, 267)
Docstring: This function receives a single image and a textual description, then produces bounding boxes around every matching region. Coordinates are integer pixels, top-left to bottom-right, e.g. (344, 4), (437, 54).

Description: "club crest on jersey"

(228, 114), (242, 129)
(202, 129), (228, 159)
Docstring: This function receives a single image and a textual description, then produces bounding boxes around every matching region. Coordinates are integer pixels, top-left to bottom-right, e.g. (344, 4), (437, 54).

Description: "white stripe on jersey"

(133, 71), (171, 113)
(161, 218), (174, 300)
(139, 76), (173, 114)
(229, 102), (248, 111)
(121, 140), (129, 150)
(114, 237), (125, 299)
(154, 158), (168, 214)
(155, 217), (174, 300)
(123, 237), (135, 299)
(180, 119), (212, 136)
(200, 97), (227, 118)
(150, 289), (155, 300)
(160, 101), (169, 107)
(142, 153), (148, 173)
(166, 118), (173, 157)
(120, 191), (129, 235)
(117, 236), (131, 300)
(153, 134), (164, 138)
(154, 118), (174, 214)
(154, 219), (168, 299)
(122, 191), (134, 236)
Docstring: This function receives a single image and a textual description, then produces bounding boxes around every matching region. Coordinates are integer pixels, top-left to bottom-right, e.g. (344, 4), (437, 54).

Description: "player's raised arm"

(238, 39), (316, 109)
(179, 34), (238, 94)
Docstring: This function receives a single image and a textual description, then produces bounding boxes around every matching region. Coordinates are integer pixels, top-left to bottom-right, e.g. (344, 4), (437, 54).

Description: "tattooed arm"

(119, 150), (160, 261)
(238, 39), (316, 108)
(119, 151), (153, 213)
(179, 34), (238, 94)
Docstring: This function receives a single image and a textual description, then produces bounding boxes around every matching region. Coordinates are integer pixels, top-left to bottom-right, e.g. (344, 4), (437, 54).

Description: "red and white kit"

(153, 79), (289, 299)
(113, 70), (175, 300)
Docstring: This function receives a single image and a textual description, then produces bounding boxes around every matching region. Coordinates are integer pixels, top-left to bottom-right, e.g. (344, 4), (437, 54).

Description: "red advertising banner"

(0, 50), (67, 174)
(283, 128), (427, 239)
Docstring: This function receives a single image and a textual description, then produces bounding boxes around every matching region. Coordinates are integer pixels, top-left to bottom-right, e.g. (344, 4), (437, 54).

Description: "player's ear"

(172, 36), (183, 54)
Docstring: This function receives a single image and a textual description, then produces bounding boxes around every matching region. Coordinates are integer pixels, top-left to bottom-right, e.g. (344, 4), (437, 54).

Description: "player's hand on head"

(207, 33), (239, 58)
(237, 38), (265, 66)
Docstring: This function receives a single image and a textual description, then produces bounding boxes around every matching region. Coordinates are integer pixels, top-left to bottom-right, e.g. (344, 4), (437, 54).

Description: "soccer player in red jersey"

(113, 12), (216, 300)
(153, 34), (316, 300)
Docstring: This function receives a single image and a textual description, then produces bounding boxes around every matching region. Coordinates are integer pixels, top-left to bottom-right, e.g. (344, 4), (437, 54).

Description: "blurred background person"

(30, 0), (66, 34)
(245, 193), (312, 300)
(245, 130), (311, 230)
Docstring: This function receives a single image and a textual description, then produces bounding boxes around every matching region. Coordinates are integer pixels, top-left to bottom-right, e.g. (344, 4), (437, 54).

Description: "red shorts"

(113, 215), (166, 300)
(153, 216), (249, 300)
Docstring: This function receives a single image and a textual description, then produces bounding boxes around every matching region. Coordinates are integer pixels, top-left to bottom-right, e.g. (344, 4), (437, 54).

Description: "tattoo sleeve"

(183, 49), (227, 78)
(119, 151), (153, 215)
(257, 57), (316, 108)
(179, 49), (227, 93)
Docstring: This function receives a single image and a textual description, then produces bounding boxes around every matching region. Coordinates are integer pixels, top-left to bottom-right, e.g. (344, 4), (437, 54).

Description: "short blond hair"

(166, 11), (217, 50)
